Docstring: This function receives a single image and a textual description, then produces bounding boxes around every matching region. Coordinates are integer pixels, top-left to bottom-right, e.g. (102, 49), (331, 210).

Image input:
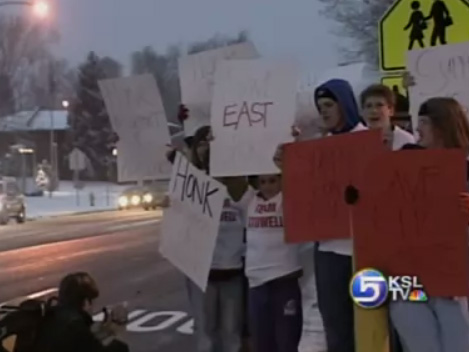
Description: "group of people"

(165, 74), (469, 352)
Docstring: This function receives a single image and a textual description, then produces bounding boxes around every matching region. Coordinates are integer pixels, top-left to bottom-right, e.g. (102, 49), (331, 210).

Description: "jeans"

(248, 276), (303, 352)
(314, 249), (355, 352)
(186, 275), (244, 352)
(390, 298), (469, 352)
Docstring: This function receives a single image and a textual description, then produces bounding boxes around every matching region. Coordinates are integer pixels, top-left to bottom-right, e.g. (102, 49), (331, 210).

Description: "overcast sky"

(39, 0), (343, 74)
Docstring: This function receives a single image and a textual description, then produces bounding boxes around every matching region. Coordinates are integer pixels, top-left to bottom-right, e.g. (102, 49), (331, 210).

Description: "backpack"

(0, 297), (57, 352)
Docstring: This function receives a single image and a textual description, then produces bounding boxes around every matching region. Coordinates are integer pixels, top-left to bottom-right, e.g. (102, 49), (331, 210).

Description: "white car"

(0, 177), (26, 225)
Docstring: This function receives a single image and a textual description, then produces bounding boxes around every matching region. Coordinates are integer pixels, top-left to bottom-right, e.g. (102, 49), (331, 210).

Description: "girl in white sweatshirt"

(240, 174), (303, 352)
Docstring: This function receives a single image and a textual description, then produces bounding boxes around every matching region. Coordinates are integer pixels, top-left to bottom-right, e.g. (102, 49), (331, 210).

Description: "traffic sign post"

(381, 76), (408, 98)
(69, 148), (87, 206)
(379, 0), (469, 72)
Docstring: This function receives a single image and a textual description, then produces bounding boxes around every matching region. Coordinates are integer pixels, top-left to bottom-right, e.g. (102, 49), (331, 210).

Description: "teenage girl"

(390, 97), (469, 352)
(237, 174), (303, 352)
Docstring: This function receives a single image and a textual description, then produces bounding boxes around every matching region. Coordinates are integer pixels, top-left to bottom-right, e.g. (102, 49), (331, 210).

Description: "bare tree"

(318, 0), (393, 65)
(0, 13), (58, 114)
(131, 30), (250, 123)
(16, 58), (77, 110)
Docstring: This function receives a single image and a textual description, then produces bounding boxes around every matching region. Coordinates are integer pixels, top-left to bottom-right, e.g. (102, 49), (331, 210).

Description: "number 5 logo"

(356, 276), (385, 303)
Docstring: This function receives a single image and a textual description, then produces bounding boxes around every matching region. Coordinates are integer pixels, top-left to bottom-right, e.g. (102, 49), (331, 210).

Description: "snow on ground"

(25, 181), (129, 219)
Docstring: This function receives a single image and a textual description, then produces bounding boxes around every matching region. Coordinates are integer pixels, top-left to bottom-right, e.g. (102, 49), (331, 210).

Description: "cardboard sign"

(408, 42), (469, 136)
(160, 153), (227, 291)
(178, 42), (259, 136)
(99, 74), (171, 182)
(283, 130), (385, 242)
(210, 59), (298, 177)
(354, 150), (468, 296)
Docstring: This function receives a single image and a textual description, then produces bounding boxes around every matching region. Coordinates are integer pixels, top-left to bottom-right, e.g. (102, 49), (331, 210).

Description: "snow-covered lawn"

(25, 181), (129, 219)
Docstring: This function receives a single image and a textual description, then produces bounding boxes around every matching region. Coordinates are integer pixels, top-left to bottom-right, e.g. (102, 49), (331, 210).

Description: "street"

(0, 210), (193, 352)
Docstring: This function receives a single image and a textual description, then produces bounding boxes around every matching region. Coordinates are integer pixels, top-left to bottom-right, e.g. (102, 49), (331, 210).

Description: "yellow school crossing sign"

(381, 76), (408, 97)
(379, 0), (469, 71)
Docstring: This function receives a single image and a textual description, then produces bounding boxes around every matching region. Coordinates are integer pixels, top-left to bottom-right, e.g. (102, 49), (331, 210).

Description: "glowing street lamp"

(112, 148), (118, 156)
(62, 100), (70, 109)
(0, 1), (49, 18)
(32, 1), (48, 18)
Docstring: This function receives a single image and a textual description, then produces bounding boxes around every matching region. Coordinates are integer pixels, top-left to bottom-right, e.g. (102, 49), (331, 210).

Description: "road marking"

(176, 319), (194, 335)
(0, 288), (57, 308)
(27, 288), (57, 300)
(1, 289), (195, 335)
(126, 311), (188, 333)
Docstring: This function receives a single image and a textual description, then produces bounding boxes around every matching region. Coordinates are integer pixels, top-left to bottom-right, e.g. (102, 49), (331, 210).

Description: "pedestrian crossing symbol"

(379, 0), (469, 71)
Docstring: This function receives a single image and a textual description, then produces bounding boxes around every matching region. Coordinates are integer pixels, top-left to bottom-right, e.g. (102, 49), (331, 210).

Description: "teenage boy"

(360, 84), (415, 150)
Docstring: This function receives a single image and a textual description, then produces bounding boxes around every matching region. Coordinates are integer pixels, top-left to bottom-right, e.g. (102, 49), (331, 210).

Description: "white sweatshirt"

(245, 192), (301, 288)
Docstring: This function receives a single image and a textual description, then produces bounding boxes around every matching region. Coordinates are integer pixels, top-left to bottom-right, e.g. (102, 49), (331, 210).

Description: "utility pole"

(48, 60), (57, 197)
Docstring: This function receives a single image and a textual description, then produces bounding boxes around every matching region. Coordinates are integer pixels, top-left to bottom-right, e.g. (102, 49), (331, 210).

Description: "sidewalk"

(25, 181), (128, 220)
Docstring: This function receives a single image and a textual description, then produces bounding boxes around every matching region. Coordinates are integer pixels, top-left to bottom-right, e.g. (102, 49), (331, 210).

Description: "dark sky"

(44, 0), (341, 73)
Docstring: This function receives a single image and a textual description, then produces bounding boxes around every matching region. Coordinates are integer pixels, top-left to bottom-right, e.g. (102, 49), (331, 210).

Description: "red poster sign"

(354, 150), (468, 296)
(283, 130), (385, 242)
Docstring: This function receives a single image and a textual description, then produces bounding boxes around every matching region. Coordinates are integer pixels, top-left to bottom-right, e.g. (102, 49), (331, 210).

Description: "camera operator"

(37, 272), (129, 352)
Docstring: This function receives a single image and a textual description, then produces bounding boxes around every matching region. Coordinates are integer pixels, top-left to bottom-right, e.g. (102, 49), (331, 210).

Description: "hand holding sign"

(160, 153), (227, 291)
(210, 59), (298, 177)
(354, 149), (468, 296)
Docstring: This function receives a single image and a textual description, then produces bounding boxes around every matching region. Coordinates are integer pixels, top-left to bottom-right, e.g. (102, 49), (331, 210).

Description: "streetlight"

(62, 100), (69, 109)
(0, 1), (49, 18)
(32, 0), (48, 18)
(112, 148), (118, 156)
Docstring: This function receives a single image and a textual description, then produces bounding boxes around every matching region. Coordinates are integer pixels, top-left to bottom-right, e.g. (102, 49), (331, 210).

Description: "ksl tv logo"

(350, 268), (428, 308)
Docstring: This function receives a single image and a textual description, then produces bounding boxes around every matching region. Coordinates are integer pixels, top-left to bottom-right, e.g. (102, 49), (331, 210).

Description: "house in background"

(0, 109), (70, 180)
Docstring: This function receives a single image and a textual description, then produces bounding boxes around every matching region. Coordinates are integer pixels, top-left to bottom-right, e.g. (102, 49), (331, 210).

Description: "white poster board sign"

(210, 59), (298, 177)
(408, 42), (469, 135)
(99, 74), (171, 182)
(178, 42), (259, 136)
(160, 152), (227, 291)
(296, 72), (324, 141)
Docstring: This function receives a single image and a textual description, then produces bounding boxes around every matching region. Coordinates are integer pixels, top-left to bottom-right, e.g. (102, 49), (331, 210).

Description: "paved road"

(0, 210), (193, 352)
(0, 210), (325, 352)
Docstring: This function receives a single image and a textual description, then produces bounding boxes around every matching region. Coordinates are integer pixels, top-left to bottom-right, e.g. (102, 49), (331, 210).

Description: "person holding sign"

(273, 78), (366, 352)
(165, 125), (250, 352)
(242, 174), (303, 352)
(390, 97), (469, 352)
(312, 79), (367, 352)
(360, 84), (415, 150)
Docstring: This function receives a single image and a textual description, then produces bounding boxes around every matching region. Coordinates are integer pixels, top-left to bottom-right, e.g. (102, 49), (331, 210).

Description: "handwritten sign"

(160, 152), (227, 291)
(99, 74), (171, 182)
(354, 150), (468, 296)
(283, 130), (385, 242)
(210, 59), (298, 177)
(178, 42), (259, 136)
(408, 42), (469, 134)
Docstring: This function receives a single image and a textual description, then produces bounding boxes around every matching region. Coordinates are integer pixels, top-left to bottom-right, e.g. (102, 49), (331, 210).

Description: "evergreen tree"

(68, 52), (120, 180)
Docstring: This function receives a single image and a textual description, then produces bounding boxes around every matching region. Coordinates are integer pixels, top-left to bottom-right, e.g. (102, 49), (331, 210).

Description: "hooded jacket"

(314, 79), (367, 256)
(314, 79), (363, 134)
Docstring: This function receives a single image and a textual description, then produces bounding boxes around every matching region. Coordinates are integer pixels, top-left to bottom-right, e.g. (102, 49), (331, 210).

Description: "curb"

(26, 208), (117, 221)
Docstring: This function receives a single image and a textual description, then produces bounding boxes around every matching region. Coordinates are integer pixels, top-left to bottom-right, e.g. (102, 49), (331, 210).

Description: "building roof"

(0, 109), (69, 132)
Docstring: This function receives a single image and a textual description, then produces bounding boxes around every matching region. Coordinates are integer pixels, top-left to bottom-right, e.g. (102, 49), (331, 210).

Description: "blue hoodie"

(314, 79), (362, 134)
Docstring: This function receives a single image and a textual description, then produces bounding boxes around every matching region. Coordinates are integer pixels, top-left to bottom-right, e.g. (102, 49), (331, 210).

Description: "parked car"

(0, 177), (26, 225)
